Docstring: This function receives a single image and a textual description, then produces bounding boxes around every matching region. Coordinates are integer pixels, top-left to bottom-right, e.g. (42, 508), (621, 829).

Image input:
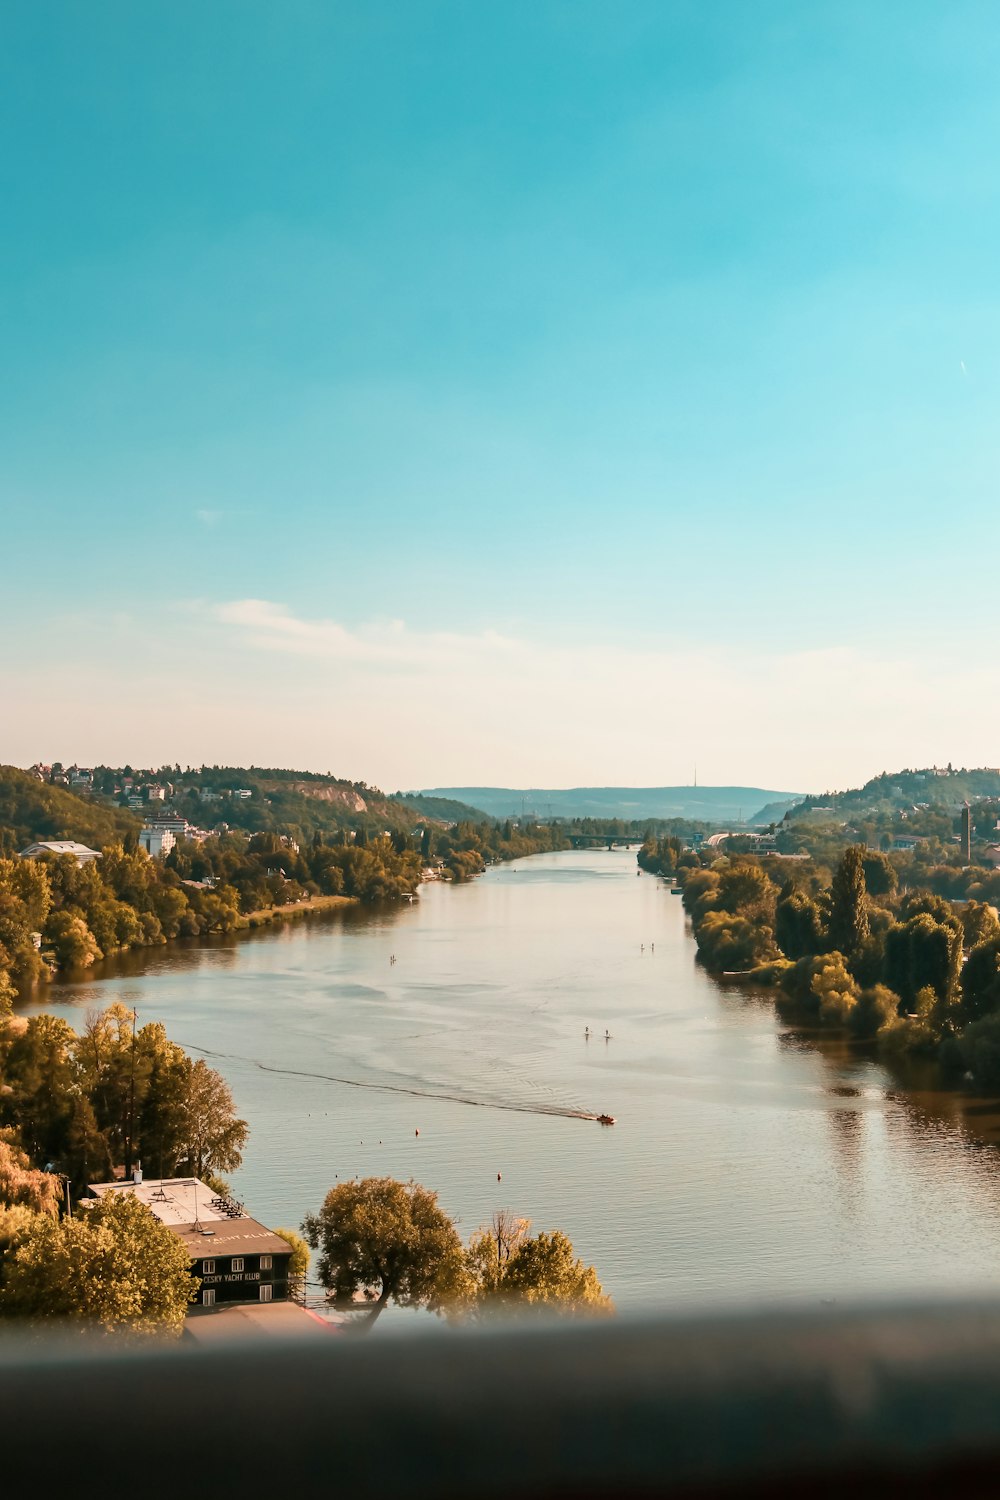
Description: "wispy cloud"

(212, 598), (520, 670)
(7, 598), (999, 791)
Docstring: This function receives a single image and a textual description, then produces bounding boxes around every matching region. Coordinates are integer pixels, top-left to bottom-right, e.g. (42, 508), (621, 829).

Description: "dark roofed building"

(86, 1175), (293, 1308)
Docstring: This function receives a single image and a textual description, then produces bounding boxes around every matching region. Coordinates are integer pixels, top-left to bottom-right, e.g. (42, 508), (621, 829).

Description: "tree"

(810, 952), (859, 1025)
(958, 1012), (1000, 1092)
(460, 1210), (612, 1319)
(715, 863), (775, 922)
(960, 902), (1000, 951)
(775, 887), (825, 959)
(828, 847), (870, 955)
(1, 1014), (77, 1166)
(302, 1177), (465, 1329)
(960, 935), (1000, 1024)
(861, 850), (898, 898)
(175, 1060), (248, 1180)
(849, 985), (902, 1040)
(0, 1192), (196, 1336)
(0, 856), (51, 988)
(884, 912), (963, 1010)
(44, 910), (102, 968)
(0, 1131), (61, 1216)
(274, 1226), (309, 1298)
(499, 1230), (612, 1312)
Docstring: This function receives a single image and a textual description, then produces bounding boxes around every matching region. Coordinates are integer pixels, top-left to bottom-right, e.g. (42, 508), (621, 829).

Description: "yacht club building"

(86, 1175), (294, 1307)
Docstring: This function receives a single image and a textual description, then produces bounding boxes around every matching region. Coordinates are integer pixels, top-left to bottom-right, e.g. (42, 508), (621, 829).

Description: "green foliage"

(810, 952), (860, 1025)
(499, 1229), (611, 1311)
(0, 857), (51, 988)
(828, 847), (870, 955)
(637, 834), (683, 877)
(273, 1226), (310, 1282)
(958, 1013), (1000, 1092)
(46, 910), (103, 968)
(861, 850), (898, 898)
(960, 936), (1000, 1024)
(0, 766), (140, 856)
(695, 911), (777, 971)
(849, 985), (902, 1040)
(459, 1210), (612, 1319)
(0, 1131), (61, 1216)
(960, 902), (1000, 950)
(775, 887), (826, 959)
(0, 1192), (195, 1336)
(884, 912), (963, 1010)
(302, 1177), (467, 1326)
(0, 1003), (247, 1194)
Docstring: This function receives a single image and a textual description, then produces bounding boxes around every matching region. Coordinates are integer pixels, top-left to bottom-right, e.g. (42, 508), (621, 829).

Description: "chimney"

(133, 1164), (143, 1185)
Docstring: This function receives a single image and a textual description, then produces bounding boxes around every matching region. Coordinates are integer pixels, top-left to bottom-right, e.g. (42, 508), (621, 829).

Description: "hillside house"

(139, 828), (175, 858)
(19, 840), (101, 866)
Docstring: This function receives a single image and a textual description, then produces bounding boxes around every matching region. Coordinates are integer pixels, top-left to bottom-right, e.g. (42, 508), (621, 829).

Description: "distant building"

(145, 785), (167, 802)
(139, 828), (175, 858)
(142, 815), (190, 837)
(982, 846), (1000, 869)
(231, 789), (252, 800)
(19, 840), (101, 865)
(85, 1175), (293, 1309)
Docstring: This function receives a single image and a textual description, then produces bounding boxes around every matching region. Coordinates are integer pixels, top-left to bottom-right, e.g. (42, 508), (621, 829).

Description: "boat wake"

(181, 1041), (604, 1122)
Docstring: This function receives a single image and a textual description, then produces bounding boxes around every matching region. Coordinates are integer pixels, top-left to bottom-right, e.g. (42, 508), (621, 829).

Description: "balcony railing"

(5, 1297), (1000, 1496)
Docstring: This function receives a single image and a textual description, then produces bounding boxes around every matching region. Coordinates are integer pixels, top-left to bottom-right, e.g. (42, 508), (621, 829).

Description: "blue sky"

(3, 2), (999, 790)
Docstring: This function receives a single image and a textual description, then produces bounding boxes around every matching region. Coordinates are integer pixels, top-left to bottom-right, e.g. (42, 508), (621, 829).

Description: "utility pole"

(125, 1007), (138, 1176)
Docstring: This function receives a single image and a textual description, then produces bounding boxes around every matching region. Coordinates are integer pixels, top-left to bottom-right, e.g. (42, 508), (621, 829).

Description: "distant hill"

(172, 767), (420, 840)
(790, 766), (1000, 820)
(0, 766), (141, 855)
(9, 763), (425, 849)
(391, 792), (490, 824)
(748, 798), (804, 826)
(414, 786), (801, 825)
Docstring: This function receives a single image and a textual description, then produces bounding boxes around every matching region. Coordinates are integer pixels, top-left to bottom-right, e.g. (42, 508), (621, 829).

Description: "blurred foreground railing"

(6, 1298), (1000, 1496)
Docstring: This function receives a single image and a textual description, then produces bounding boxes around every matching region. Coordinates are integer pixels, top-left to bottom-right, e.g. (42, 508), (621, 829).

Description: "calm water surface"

(24, 849), (1000, 1309)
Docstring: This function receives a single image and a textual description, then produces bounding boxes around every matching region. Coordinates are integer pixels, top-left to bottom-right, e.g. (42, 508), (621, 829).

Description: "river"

(20, 848), (1000, 1310)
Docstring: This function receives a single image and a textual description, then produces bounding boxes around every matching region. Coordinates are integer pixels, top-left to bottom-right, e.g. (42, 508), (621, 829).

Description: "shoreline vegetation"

(639, 832), (1000, 1095)
(3, 759), (711, 1001)
(0, 762), (586, 1003)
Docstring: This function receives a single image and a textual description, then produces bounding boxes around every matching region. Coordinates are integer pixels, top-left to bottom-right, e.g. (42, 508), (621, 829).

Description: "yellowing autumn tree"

(0, 1192), (195, 1336)
(461, 1209), (612, 1319)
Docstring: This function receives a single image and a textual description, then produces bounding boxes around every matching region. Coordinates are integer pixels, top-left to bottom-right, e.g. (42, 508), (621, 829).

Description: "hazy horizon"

(4, 4), (999, 782)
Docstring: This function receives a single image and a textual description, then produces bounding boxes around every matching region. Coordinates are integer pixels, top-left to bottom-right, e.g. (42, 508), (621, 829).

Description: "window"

(259, 1284), (273, 1303)
(203, 1289), (215, 1307)
(231, 1257), (244, 1273)
(202, 1260), (215, 1275)
(260, 1255), (272, 1271)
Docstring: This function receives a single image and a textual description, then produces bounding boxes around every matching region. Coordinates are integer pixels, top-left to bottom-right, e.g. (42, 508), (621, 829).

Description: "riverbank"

(241, 893), (358, 928)
(26, 846), (1000, 1309)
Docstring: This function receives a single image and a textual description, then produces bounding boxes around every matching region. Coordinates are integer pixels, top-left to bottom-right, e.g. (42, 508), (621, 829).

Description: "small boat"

(597, 1114), (616, 1126)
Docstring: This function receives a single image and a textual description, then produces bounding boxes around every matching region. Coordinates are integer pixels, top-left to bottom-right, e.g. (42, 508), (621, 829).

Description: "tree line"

(0, 998), (254, 1336)
(664, 841), (1000, 1087)
(0, 833), (427, 999)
